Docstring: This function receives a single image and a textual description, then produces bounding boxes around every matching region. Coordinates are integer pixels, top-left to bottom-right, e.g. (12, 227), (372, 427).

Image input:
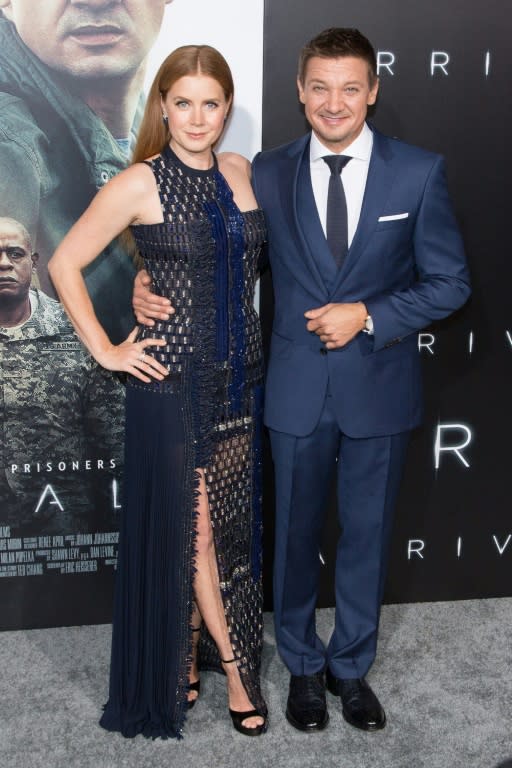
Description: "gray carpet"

(1, 599), (511, 768)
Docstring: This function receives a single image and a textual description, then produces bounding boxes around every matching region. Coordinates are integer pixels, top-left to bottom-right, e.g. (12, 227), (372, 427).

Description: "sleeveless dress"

(99, 145), (267, 739)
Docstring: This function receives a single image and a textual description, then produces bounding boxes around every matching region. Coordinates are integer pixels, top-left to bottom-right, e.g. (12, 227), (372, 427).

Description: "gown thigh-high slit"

(99, 145), (266, 739)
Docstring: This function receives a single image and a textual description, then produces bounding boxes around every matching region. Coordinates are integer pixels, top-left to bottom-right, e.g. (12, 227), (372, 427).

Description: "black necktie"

(322, 155), (351, 269)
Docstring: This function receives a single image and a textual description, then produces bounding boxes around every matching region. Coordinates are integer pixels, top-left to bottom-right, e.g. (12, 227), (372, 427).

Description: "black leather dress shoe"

(326, 668), (386, 731)
(286, 671), (329, 732)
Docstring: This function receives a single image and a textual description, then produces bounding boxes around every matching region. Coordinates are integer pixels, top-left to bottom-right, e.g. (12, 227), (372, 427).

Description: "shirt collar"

(310, 122), (373, 163)
(0, 289), (61, 340)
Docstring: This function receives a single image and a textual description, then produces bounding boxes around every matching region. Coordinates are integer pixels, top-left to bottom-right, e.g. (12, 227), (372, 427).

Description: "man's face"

(0, 0), (171, 79)
(0, 220), (37, 306)
(297, 55), (379, 153)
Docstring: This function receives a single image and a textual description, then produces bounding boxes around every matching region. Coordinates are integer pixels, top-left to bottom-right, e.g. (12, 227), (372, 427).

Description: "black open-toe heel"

(222, 658), (266, 736)
(188, 626), (201, 710)
(188, 679), (200, 710)
(228, 707), (266, 737)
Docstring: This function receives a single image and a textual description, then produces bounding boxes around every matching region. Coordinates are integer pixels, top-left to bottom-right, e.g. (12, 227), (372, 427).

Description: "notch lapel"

(295, 144), (338, 293)
(276, 137), (329, 302)
(332, 130), (398, 291)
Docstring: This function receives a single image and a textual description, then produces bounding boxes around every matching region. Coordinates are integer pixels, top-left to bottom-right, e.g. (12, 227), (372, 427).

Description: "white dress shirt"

(309, 122), (373, 247)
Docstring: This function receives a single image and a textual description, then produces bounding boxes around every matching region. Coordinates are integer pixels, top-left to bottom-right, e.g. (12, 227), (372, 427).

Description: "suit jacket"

(252, 126), (471, 438)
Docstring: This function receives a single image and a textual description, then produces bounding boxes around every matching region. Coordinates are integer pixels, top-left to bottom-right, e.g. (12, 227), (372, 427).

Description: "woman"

(49, 45), (267, 739)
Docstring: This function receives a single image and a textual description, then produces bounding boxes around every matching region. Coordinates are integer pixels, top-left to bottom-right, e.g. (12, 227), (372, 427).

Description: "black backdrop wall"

(261, 0), (511, 606)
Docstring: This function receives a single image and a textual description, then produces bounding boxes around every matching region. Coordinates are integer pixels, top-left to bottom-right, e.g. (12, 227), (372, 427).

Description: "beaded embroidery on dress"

(100, 146), (266, 739)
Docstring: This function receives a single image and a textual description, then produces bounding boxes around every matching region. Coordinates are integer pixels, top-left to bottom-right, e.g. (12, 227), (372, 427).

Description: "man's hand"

(133, 269), (174, 326)
(305, 302), (367, 349)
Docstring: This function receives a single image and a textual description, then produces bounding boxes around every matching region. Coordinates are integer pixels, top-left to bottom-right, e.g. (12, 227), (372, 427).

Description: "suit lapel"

(332, 129), (398, 290)
(276, 136), (328, 301)
(295, 144), (338, 293)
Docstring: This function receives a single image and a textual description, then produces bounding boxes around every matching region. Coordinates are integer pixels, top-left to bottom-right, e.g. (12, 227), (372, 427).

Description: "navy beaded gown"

(99, 146), (267, 739)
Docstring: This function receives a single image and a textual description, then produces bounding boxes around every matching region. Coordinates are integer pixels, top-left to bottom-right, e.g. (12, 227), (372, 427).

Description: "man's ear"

(367, 77), (379, 107)
(297, 78), (306, 105)
(0, 2), (13, 20)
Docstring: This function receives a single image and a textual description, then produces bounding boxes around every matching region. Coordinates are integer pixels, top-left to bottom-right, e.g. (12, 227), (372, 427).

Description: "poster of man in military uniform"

(0, 217), (124, 535)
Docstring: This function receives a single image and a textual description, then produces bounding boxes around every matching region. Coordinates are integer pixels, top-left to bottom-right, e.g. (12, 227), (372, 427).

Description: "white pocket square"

(378, 213), (409, 222)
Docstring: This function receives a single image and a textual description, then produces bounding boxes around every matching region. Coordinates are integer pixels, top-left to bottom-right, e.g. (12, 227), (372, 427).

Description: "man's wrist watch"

(363, 314), (374, 335)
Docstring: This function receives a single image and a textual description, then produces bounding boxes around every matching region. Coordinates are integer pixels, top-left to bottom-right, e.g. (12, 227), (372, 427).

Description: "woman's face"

(161, 74), (230, 166)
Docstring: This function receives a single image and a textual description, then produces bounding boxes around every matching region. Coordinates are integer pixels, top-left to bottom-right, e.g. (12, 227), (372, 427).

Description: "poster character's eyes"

(1, 247), (30, 262)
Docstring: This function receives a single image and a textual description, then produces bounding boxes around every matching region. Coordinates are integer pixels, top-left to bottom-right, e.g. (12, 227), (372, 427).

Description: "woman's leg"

(193, 469), (264, 729)
(188, 602), (201, 705)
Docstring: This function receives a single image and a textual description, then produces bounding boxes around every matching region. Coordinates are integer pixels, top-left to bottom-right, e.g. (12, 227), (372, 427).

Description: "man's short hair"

(0, 217), (32, 252)
(298, 27), (378, 86)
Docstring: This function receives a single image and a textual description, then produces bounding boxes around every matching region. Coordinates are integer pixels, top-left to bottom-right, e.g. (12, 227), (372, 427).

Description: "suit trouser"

(269, 393), (410, 679)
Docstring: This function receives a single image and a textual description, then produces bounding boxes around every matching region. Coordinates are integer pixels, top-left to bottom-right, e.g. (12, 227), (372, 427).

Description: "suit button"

(320, 347), (328, 355)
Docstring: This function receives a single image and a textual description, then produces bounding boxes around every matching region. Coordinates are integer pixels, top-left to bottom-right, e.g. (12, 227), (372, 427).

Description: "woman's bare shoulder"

(103, 160), (153, 186)
(218, 151), (251, 178)
(125, 160), (158, 184)
(98, 162), (156, 202)
(217, 152), (258, 211)
(84, 162), (160, 228)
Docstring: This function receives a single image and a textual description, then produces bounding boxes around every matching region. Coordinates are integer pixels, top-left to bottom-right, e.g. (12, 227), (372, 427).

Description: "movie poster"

(0, 0), (264, 629)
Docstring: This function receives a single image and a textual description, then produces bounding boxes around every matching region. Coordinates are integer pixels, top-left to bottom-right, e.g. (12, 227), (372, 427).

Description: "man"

(0, 0), (171, 342)
(133, 28), (470, 732)
(0, 217), (124, 534)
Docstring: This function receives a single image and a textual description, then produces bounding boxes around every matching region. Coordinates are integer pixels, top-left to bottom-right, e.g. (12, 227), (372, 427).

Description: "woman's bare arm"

(48, 164), (168, 382)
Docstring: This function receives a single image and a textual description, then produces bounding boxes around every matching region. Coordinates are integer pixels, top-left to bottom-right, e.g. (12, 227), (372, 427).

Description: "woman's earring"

(162, 113), (168, 126)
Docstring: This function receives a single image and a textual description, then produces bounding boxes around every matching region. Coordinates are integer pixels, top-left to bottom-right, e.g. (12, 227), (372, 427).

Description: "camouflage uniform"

(0, 290), (125, 534)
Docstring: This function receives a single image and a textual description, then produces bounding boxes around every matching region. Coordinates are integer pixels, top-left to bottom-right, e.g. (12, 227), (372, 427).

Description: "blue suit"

(252, 126), (470, 678)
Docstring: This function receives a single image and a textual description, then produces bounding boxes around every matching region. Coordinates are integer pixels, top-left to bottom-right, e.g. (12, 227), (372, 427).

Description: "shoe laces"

(290, 673), (325, 706)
